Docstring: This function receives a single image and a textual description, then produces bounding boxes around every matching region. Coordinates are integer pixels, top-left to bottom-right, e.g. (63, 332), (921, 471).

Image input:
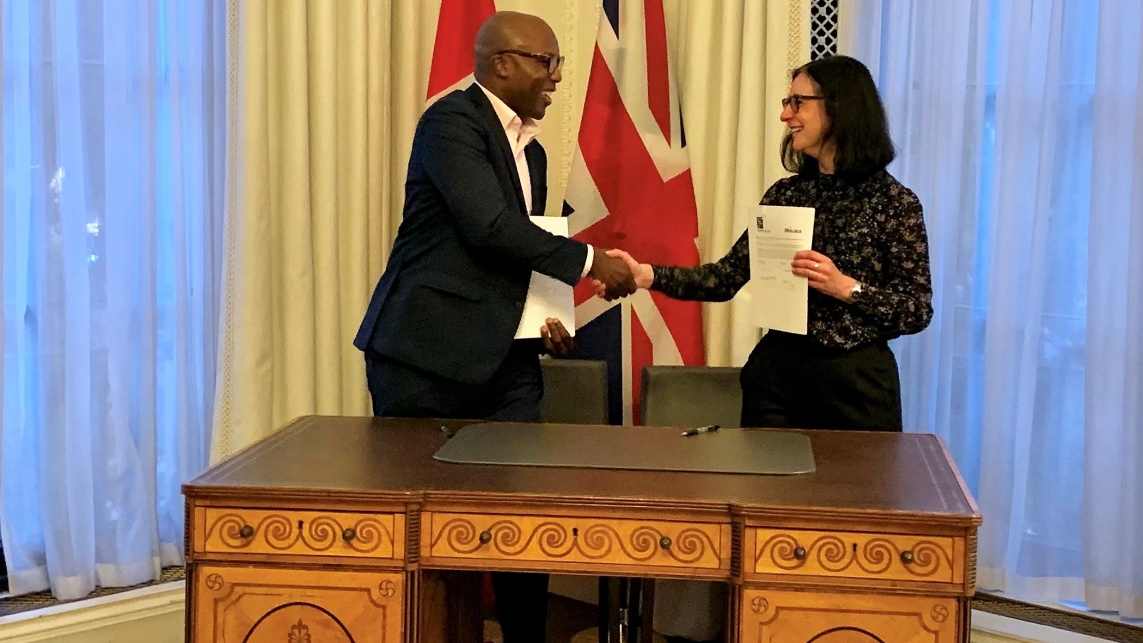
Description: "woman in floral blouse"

(607, 55), (932, 431)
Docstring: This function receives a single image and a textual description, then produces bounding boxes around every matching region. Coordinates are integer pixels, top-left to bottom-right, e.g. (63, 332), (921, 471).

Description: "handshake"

(586, 248), (655, 301)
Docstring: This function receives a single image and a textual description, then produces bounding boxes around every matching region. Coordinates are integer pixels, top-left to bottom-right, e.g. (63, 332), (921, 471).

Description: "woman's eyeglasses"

(781, 94), (823, 113)
(496, 50), (565, 75)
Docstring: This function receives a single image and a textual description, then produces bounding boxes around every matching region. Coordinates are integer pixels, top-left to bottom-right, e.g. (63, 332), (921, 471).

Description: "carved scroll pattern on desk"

(430, 516), (722, 568)
(754, 530), (956, 582)
(859, 538), (950, 577)
(204, 510), (396, 557)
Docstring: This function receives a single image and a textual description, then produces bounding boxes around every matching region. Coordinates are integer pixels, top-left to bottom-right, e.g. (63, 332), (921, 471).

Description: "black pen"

(681, 424), (720, 437)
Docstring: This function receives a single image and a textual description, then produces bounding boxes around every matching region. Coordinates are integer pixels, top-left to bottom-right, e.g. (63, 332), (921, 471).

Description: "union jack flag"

(569, 0), (705, 424)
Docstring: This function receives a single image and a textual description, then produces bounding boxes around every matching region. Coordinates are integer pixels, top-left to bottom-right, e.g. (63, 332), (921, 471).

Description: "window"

(1, 0), (224, 599)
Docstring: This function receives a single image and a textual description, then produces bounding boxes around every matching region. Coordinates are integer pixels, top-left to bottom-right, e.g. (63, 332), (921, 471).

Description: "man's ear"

(492, 54), (513, 80)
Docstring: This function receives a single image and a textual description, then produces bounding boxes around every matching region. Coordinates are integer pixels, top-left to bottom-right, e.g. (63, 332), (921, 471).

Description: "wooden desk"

(184, 416), (980, 642)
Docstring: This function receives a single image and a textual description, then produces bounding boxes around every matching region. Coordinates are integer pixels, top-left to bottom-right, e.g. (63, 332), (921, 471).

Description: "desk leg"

(638, 579), (655, 643)
(598, 577), (612, 643)
(602, 577), (624, 642)
(727, 583), (740, 643)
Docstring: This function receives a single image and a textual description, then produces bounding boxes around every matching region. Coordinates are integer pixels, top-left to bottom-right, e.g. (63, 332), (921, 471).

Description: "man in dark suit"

(353, 11), (635, 642)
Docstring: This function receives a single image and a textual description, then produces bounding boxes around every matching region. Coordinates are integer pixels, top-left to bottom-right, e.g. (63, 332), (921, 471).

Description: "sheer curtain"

(841, 0), (1142, 618)
(1, 0), (226, 599)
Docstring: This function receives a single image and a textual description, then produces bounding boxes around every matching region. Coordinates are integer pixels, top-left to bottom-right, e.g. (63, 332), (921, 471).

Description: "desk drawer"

(199, 507), (403, 560)
(425, 512), (727, 571)
(751, 528), (960, 584)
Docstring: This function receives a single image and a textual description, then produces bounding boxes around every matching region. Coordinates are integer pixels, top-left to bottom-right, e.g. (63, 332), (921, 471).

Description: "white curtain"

(0, 0), (225, 599)
(664, 0), (811, 368)
(841, 0), (1143, 618)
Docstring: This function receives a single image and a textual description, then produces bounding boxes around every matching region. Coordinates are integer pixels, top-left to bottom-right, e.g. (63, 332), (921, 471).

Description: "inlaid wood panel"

(739, 587), (961, 642)
(200, 507), (403, 560)
(191, 564), (403, 643)
(751, 527), (959, 584)
(424, 512), (728, 571)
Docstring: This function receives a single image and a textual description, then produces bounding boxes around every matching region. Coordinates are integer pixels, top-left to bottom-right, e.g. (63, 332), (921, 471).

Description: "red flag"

(567, 0), (705, 424)
(426, 0), (496, 103)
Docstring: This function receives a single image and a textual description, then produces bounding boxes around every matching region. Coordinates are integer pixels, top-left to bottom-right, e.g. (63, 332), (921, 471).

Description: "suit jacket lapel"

(525, 143), (546, 216)
(466, 84), (528, 216)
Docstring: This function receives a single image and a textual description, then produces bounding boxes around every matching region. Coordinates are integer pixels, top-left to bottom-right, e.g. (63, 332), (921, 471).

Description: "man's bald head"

(474, 12), (555, 77)
(472, 11), (562, 121)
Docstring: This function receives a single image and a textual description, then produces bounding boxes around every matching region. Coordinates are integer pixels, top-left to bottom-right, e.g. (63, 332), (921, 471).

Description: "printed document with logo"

(514, 216), (576, 339)
(748, 205), (815, 334)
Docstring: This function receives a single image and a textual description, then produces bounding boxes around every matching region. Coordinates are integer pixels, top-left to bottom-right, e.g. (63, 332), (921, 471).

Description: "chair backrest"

(640, 365), (743, 428)
(540, 358), (609, 425)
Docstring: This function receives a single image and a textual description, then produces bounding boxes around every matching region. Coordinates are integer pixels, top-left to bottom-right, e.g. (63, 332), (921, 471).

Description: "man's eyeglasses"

(781, 94), (823, 113)
(496, 49), (565, 75)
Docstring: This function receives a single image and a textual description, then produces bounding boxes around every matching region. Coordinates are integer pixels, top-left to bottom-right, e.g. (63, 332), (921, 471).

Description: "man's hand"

(605, 249), (654, 289)
(588, 249), (637, 300)
(589, 249), (653, 298)
(540, 318), (576, 357)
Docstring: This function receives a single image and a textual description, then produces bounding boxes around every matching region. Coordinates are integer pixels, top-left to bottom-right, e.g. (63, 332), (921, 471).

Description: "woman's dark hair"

(780, 55), (895, 178)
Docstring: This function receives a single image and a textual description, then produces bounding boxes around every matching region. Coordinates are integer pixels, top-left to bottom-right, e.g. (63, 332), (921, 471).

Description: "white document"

(748, 205), (815, 334)
(514, 216), (576, 339)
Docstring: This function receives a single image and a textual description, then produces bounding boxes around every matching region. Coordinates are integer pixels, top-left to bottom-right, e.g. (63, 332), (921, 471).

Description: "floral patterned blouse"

(651, 170), (933, 349)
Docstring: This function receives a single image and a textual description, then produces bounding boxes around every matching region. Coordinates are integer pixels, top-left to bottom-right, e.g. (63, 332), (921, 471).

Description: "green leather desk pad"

(433, 423), (815, 475)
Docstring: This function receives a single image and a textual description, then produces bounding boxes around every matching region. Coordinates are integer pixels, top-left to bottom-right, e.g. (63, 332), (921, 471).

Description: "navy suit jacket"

(354, 84), (589, 385)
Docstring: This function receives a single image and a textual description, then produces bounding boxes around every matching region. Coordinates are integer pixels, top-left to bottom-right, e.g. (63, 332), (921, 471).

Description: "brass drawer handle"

(900, 550), (914, 564)
(479, 530), (492, 544)
(793, 546), (807, 560)
(659, 536), (672, 549)
(238, 525), (254, 539)
(342, 528), (356, 542)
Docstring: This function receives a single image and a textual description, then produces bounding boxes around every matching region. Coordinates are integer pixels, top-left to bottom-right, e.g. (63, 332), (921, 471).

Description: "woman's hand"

(791, 250), (859, 302)
(589, 248), (654, 297)
(606, 249), (653, 289)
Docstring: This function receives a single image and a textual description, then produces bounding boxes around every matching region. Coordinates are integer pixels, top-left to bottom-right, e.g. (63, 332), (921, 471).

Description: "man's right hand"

(605, 249), (654, 289)
(588, 250), (637, 300)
